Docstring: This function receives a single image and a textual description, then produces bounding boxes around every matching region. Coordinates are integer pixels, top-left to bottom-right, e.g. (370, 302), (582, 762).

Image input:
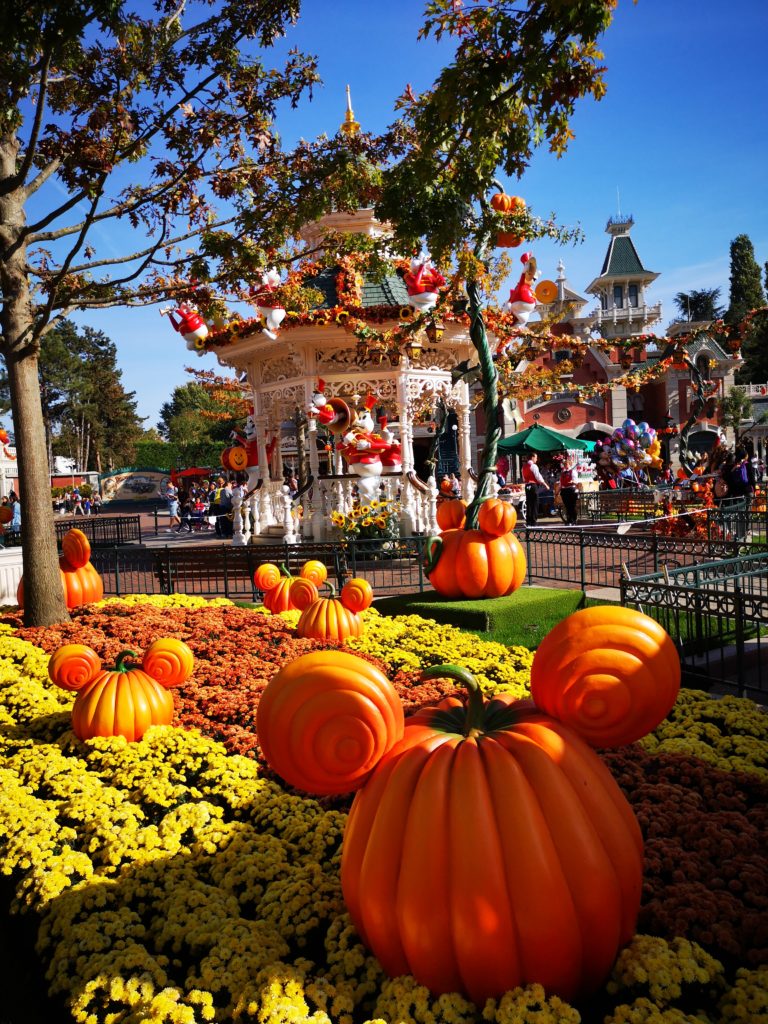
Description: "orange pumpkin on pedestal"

(425, 497), (526, 600)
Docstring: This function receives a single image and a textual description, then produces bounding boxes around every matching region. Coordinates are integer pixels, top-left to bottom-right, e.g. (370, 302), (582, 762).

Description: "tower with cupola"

(585, 216), (661, 340)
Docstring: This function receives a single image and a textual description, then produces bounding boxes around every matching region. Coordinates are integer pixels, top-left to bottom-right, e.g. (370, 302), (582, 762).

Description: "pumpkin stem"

(421, 664), (484, 734)
(279, 563), (291, 577)
(423, 535), (443, 576)
(114, 650), (141, 672)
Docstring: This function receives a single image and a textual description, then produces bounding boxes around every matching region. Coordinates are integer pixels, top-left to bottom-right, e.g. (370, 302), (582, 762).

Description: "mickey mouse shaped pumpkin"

(48, 638), (194, 742)
(253, 560), (328, 613)
(257, 606), (680, 1005)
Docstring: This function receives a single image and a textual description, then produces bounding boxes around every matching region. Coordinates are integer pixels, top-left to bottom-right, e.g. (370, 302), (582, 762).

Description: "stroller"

(191, 499), (210, 530)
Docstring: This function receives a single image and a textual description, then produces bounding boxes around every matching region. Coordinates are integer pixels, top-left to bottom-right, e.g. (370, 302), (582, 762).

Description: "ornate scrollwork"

(261, 355), (304, 384)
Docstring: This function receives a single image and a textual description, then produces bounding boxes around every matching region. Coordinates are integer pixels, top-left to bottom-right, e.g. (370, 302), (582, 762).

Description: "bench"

(152, 543), (343, 598)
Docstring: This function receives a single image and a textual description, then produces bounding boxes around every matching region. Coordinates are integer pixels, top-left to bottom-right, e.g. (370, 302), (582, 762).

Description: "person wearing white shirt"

(522, 453), (549, 526)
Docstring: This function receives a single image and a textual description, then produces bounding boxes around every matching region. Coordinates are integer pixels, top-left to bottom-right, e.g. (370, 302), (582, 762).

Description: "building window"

(613, 285), (624, 308)
(600, 292), (608, 311)
(554, 349), (571, 363)
(628, 284), (639, 308)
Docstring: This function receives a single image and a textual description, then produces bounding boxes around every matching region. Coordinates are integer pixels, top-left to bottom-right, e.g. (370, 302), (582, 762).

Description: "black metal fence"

(2, 515), (143, 549)
(91, 537), (430, 601)
(620, 552), (768, 700)
(90, 529), (766, 602)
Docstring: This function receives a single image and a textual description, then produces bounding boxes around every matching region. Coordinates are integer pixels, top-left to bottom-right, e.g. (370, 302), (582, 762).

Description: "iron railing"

(90, 530), (763, 601)
(620, 553), (768, 699)
(2, 515), (143, 549)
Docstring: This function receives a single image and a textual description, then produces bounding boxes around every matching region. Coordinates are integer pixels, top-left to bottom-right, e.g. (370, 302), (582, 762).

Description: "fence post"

(164, 546), (174, 595)
(734, 584), (745, 699)
(579, 531), (587, 592)
(524, 527), (533, 586)
(652, 532), (659, 574)
(416, 536), (426, 592)
(222, 546), (230, 599)
(113, 549), (121, 597)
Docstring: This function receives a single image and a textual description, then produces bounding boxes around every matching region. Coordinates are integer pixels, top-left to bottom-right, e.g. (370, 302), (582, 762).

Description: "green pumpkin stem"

(423, 535), (443, 576)
(114, 650), (141, 672)
(421, 664), (485, 735)
(279, 563), (291, 577)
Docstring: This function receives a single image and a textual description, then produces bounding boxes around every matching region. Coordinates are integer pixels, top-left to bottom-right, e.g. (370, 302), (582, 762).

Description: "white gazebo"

(201, 206), (482, 543)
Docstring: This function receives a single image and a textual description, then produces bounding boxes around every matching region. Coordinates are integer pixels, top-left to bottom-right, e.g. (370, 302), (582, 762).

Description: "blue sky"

(67, 0), (768, 427)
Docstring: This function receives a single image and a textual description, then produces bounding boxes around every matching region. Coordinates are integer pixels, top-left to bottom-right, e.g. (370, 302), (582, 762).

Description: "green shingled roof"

(306, 266), (411, 310)
(600, 235), (649, 277)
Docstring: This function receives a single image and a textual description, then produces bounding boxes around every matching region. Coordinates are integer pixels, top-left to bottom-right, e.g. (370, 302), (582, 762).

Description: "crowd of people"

(53, 487), (102, 515)
(162, 473), (253, 538)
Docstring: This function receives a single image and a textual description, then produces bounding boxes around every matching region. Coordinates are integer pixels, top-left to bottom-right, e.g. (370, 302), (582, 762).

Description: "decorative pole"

(463, 278), (500, 529)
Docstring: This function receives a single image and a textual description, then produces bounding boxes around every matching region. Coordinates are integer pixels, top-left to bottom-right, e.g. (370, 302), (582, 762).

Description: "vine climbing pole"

(463, 278), (501, 530)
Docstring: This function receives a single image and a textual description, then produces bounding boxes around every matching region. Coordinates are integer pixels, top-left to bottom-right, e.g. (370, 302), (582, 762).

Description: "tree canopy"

(1, 0), (618, 624)
(671, 288), (724, 324)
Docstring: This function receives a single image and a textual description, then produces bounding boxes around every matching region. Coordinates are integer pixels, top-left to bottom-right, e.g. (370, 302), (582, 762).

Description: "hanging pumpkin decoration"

(530, 606), (680, 747)
(256, 649), (403, 795)
(423, 495), (528, 598)
(436, 498), (467, 531)
(260, 613), (681, 1003)
(295, 579), (373, 642)
(17, 527), (104, 611)
(490, 193), (526, 248)
(48, 640), (194, 742)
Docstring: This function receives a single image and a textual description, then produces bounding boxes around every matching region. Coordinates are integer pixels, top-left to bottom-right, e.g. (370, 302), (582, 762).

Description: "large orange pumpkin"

(340, 664), (644, 1005)
(490, 192), (525, 214)
(425, 528), (526, 599)
(17, 556), (104, 610)
(70, 650), (175, 742)
(256, 650), (404, 795)
(530, 606), (680, 747)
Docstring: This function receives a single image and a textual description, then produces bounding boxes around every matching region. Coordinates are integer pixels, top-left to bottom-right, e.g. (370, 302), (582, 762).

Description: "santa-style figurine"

(403, 254), (446, 314)
(253, 268), (286, 341)
(504, 252), (539, 326)
(338, 396), (389, 502)
(160, 302), (209, 353)
(308, 379), (329, 416)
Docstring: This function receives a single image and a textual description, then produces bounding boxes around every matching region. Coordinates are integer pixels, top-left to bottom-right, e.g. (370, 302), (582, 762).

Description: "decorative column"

(305, 416), (321, 540)
(456, 382), (475, 501)
(254, 414), (276, 527)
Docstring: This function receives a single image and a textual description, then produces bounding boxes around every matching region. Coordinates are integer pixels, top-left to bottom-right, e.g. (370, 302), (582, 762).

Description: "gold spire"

(340, 84), (360, 137)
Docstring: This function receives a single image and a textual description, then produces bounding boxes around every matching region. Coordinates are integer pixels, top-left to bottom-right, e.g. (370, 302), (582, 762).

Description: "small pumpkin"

(340, 664), (643, 1004)
(255, 563), (299, 613)
(48, 644), (102, 691)
(289, 576), (320, 611)
(61, 528), (91, 569)
(296, 584), (363, 643)
(300, 560), (328, 587)
(496, 231), (523, 248)
(436, 498), (467, 531)
(142, 638), (195, 688)
(256, 650), (404, 795)
(0, 506), (13, 525)
(530, 606), (681, 747)
(490, 192), (525, 214)
(68, 649), (175, 742)
(17, 557), (104, 611)
(339, 577), (374, 613)
(477, 497), (517, 537)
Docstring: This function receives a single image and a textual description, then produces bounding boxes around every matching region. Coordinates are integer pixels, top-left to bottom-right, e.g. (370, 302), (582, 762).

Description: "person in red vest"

(522, 452), (549, 526)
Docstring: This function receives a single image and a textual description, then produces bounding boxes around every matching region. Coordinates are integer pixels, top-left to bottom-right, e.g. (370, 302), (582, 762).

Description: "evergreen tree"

(157, 382), (241, 447)
(725, 235), (766, 324)
(672, 288), (724, 323)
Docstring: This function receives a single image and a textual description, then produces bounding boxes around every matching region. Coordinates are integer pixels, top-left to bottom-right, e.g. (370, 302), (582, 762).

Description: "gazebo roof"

(305, 266), (411, 310)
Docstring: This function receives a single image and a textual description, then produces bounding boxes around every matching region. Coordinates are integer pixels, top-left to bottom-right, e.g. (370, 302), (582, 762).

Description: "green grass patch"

(374, 586), (587, 649)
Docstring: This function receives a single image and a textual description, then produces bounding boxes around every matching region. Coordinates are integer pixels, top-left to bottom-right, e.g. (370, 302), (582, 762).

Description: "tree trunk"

(0, 139), (69, 626)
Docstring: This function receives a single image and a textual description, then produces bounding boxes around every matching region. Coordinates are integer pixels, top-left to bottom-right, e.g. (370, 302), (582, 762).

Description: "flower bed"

(0, 596), (766, 1023)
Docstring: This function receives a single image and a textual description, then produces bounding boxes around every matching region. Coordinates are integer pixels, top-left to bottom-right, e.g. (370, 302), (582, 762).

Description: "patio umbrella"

(497, 424), (595, 454)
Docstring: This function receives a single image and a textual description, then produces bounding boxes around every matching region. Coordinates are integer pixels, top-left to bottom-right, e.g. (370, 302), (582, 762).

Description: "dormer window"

(613, 285), (624, 308)
(628, 284), (639, 308)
